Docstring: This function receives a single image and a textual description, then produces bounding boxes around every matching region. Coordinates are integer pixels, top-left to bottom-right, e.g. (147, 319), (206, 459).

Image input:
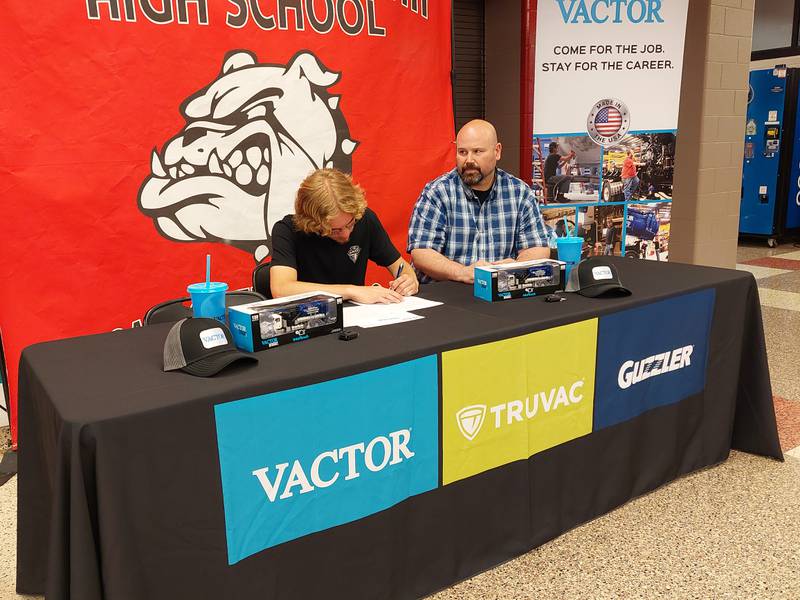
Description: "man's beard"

(458, 163), (484, 186)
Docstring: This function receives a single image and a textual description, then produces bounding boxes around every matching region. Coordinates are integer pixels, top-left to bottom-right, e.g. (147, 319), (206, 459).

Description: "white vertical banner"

(533, 0), (690, 136)
(532, 0), (690, 264)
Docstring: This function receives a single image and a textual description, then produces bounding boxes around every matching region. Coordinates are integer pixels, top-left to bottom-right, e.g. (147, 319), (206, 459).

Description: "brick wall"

(671, 0), (754, 267)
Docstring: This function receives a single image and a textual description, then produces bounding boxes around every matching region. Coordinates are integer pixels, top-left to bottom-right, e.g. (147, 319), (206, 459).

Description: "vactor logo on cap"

(456, 405), (487, 441)
(592, 266), (613, 281)
(199, 327), (227, 349)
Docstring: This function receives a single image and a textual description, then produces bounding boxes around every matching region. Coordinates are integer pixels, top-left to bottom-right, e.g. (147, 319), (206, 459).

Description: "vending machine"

(740, 67), (800, 246)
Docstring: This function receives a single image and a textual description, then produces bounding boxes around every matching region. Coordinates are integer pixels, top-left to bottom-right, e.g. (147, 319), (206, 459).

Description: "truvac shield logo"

(456, 405), (486, 441)
(587, 98), (630, 146)
(138, 50), (358, 262)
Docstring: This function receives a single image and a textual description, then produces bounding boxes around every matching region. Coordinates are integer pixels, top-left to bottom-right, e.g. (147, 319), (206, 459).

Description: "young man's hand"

(389, 272), (419, 296)
(349, 285), (404, 304)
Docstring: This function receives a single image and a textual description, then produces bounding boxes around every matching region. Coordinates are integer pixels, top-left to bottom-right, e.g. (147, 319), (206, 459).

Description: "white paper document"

(351, 296), (442, 310)
(393, 296), (443, 311)
(343, 305), (424, 328)
(344, 296), (443, 328)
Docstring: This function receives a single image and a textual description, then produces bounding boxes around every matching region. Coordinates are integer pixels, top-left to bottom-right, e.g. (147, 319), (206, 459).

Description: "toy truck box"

(228, 291), (343, 351)
(473, 259), (566, 302)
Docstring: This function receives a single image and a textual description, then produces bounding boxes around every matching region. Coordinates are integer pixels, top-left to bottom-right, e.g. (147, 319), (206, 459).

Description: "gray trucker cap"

(565, 257), (632, 298)
(163, 318), (257, 377)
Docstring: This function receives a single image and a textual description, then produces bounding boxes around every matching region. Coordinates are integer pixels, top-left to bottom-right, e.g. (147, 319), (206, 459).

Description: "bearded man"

(407, 119), (550, 284)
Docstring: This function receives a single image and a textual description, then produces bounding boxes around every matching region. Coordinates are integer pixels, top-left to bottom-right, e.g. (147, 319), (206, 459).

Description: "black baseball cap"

(163, 318), (257, 377)
(565, 257), (632, 298)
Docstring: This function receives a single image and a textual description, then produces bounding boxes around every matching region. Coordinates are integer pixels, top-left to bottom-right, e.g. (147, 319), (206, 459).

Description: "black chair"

(225, 290), (267, 306)
(143, 290), (266, 326)
(252, 262), (272, 300)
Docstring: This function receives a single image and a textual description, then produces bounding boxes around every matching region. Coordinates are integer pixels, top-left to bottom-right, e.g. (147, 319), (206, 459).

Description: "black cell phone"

(544, 294), (565, 303)
(339, 330), (359, 341)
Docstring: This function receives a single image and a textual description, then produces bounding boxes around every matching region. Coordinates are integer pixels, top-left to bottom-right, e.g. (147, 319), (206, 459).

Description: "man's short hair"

(293, 169), (367, 236)
(548, 142), (558, 152)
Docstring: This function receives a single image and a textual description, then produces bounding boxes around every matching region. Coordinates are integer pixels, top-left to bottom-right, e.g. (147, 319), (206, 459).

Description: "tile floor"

(736, 241), (800, 456)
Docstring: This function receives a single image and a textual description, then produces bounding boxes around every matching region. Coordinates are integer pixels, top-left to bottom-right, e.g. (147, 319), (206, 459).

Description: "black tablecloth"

(17, 257), (781, 600)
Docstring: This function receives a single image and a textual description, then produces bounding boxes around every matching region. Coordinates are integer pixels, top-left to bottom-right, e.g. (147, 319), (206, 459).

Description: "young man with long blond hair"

(270, 168), (418, 304)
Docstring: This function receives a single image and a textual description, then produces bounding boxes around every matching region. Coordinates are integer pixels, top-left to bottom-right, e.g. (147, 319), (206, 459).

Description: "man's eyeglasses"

(330, 217), (357, 235)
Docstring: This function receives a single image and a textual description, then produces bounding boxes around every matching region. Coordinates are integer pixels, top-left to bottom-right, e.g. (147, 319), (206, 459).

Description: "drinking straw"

(562, 216), (570, 237)
(206, 254), (211, 287)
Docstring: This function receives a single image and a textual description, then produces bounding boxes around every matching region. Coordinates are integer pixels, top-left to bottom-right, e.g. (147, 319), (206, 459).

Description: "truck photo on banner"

(531, 0), (689, 262)
(0, 0), (453, 445)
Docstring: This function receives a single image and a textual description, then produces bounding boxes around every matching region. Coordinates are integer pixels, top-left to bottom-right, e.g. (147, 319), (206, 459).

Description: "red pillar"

(520, 0), (537, 185)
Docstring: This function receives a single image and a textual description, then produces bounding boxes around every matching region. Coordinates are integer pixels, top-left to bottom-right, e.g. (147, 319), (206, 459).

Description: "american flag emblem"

(594, 107), (623, 136)
(587, 98), (630, 146)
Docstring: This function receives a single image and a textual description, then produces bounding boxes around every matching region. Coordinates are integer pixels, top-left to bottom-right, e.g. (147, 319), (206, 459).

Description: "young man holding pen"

(270, 168), (418, 304)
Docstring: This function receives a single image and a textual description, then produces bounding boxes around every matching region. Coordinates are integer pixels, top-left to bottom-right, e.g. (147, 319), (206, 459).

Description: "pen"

(390, 263), (405, 292)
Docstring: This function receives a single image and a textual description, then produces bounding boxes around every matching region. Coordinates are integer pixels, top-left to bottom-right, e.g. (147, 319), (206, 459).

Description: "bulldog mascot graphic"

(138, 50), (357, 262)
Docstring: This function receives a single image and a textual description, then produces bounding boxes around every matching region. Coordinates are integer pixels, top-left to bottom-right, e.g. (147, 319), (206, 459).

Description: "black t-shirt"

(544, 153), (561, 182)
(270, 208), (401, 286)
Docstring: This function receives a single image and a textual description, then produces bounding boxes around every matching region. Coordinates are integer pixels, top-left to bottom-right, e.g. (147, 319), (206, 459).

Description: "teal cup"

(187, 282), (228, 323)
(556, 237), (584, 280)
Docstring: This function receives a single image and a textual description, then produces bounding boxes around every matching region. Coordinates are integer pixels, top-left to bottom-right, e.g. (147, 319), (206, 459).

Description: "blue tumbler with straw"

(556, 216), (583, 280)
(187, 255), (228, 323)
(556, 237), (584, 281)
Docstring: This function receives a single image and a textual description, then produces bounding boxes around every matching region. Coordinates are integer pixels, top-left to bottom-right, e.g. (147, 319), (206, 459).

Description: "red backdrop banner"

(0, 0), (453, 445)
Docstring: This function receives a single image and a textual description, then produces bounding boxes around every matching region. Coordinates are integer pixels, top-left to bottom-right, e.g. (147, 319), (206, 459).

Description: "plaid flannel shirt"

(407, 168), (550, 282)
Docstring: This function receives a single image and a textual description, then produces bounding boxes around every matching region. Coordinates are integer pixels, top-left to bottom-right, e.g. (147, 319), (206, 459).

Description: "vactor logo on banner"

(556, 0), (665, 24)
(594, 289), (715, 430)
(138, 50), (356, 262)
(441, 320), (597, 485)
(214, 356), (438, 564)
(250, 429), (415, 502)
